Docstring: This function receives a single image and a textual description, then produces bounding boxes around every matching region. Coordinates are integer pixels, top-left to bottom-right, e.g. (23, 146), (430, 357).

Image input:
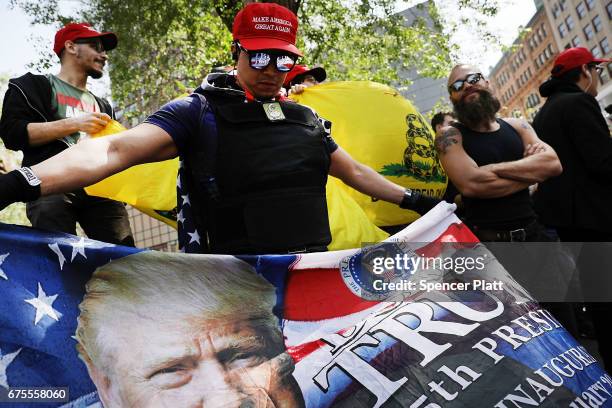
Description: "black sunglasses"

(448, 73), (484, 93)
(588, 64), (604, 75)
(73, 38), (105, 53)
(236, 42), (298, 73)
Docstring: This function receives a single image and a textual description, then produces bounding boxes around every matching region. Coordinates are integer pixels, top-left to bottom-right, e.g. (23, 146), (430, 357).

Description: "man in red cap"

(532, 47), (612, 370)
(283, 64), (327, 95)
(0, 22), (133, 246)
(0, 3), (437, 255)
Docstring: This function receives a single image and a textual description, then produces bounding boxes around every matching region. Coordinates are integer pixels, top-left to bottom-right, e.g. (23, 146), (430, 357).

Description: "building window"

(585, 0), (594, 11)
(565, 15), (575, 30)
(592, 15), (602, 32)
(558, 23), (567, 38)
(576, 2), (586, 19)
(591, 45), (602, 58)
(564, 43), (571, 50)
(583, 24), (594, 40)
(552, 4), (560, 18)
(572, 35), (581, 46)
(601, 37), (610, 54)
(540, 23), (547, 37)
(607, 1), (612, 19)
(560, 0), (567, 11)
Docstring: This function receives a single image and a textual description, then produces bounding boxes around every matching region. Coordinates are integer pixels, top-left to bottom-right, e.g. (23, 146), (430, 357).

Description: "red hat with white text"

(232, 3), (302, 56)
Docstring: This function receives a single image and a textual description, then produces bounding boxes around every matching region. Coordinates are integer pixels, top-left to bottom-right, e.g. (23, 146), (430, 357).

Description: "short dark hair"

(431, 112), (455, 130)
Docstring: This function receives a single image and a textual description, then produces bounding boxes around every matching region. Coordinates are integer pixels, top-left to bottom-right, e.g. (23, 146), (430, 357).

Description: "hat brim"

(239, 37), (302, 57)
(292, 66), (326, 85)
(593, 57), (612, 64)
(76, 31), (118, 51)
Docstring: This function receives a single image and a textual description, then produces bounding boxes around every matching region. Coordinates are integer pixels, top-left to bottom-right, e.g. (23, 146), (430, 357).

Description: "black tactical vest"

(186, 89), (332, 254)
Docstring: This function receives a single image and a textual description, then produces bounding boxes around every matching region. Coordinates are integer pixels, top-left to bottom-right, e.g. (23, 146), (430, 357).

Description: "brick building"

(489, 6), (559, 120)
(489, 0), (612, 120)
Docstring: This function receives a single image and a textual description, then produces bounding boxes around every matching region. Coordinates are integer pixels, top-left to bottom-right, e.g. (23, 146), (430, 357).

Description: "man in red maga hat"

(533, 47), (612, 370)
(0, 3), (439, 256)
(0, 22), (134, 246)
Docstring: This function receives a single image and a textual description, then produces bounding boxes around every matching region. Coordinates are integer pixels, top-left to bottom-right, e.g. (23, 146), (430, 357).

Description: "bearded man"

(435, 64), (562, 242)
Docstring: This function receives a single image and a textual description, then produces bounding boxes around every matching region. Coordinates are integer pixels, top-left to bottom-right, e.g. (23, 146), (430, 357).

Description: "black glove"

(399, 188), (441, 215)
(0, 168), (42, 211)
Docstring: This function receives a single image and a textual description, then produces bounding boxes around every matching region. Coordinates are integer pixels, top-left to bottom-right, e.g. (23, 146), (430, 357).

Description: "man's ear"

(231, 42), (239, 61)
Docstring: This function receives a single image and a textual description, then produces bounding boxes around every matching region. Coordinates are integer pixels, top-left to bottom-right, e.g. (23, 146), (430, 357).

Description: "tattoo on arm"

(520, 120), (533, 131)
(435, 127), (461, 155)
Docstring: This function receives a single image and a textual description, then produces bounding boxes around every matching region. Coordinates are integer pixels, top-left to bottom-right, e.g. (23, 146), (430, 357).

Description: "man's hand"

(524, 142), (547, 157)
(71, 112), (111, 135)
(27, 112), (112, 146)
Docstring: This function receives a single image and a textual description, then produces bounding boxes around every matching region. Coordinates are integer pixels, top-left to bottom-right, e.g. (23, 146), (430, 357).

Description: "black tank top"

(456, 119), (535, 229)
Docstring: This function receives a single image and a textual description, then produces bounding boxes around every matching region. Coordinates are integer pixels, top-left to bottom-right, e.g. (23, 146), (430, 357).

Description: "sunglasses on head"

(448, 73), (484, 93)
(73, 38), (105, 53)
(236, 42), (298, 73)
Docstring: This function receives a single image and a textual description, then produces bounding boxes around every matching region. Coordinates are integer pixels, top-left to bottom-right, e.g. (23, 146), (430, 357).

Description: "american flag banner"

(0, 202), (610, 407)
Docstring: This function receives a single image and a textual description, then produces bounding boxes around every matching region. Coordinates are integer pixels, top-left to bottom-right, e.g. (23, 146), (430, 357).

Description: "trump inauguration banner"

(0, 202), (610, 407)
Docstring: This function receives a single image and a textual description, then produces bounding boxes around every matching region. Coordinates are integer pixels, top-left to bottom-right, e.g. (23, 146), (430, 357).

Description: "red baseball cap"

(53, 23), (118, 56)
(551, 47), (611, 77)
(232, 3), (302, 56)
(283, 65), (326, 87)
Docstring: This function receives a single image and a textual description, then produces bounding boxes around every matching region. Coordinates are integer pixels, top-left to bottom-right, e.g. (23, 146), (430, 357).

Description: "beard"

(87, 68), (103, 79)
(452, 88), (501, 130)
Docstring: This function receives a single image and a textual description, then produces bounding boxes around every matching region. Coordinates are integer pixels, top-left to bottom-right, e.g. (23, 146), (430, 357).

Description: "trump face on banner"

(74, 252), (304, 408)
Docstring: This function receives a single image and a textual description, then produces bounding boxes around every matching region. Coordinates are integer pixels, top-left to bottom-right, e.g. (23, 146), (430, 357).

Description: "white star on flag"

(48, 243), (66, 270)
(177, 209), (186, 225)
(177, 174), (182, 189)
(24, 282), (61, 325)
(188, 230), (201, 244)
(0, 348), (21, 389)
(181, 194), (191, 206)
(70, 237), (92, 261)
(0, 253), (9, 280)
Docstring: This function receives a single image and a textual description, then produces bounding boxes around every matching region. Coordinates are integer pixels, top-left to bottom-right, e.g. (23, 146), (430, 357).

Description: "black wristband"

(0, 168), (42, 211)
(399, 188), (418, 209)
(399, 188), (441, 215)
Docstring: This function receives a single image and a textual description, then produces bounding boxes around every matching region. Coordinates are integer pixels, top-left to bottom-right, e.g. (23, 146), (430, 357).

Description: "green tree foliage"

(11, 0), (500, 120)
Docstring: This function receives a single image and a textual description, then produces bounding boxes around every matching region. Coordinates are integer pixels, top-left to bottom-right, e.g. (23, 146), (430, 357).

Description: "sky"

(0, 0), (537, 83)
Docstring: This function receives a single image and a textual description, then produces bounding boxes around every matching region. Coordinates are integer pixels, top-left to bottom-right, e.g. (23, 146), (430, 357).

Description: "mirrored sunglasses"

(448, 73), (484, 93)
(238, 43), (298, 73)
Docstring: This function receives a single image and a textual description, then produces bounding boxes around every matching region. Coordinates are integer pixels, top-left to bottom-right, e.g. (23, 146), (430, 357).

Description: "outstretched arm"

(32, 123), (177, 195)
(329, 147), (405, 204)
(484, 118), (562, 183)
(329, 147), (440, 214)
(436, 126), (530, 198)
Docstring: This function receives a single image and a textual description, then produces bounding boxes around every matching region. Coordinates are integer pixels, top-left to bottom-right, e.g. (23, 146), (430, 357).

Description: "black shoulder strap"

(186, 92), (221, 252)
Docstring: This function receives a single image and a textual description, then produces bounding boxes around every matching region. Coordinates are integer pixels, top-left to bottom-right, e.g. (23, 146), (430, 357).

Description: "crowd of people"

(0, 2), (611, 371)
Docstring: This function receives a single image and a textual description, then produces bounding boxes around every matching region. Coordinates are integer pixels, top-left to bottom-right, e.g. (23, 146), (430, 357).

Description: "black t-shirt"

(455, 119), (535, 229)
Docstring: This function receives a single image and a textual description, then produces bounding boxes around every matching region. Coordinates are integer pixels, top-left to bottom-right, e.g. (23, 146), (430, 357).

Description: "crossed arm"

(435, 120), (562, 199)
(484, 118), (562, 183)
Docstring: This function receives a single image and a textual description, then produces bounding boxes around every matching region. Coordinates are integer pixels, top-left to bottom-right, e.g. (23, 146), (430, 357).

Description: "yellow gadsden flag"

(291, 81), (447, 227)
(83, 119), (386, 249)
(84, 120), (179, 228)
